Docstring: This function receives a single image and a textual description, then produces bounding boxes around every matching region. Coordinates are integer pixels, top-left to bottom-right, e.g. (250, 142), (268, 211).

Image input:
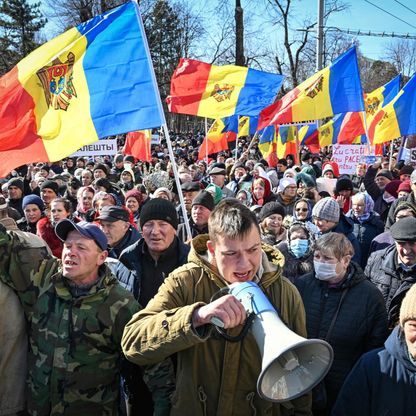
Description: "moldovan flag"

(238, 116), (259, 137)
(276, 125), (298, 159)
(298, 124), (320, 153)
(319, 112), (365, 147)
(258, 125), (279, 166)
(123, 130), (152, 162)
(167, 58), (284, 118)
(0, 2), (162, 177)
(369, 73), (416, 144)
(258, 47), (364, 129)
(198, 118), (234, 160)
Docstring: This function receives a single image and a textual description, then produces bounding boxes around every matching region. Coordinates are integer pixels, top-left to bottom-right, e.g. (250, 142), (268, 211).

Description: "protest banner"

(71, 139), (118, 157)
(332, 144), (367, 174)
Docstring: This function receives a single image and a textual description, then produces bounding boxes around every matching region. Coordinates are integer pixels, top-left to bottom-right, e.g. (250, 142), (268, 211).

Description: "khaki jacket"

(123, 235), (311, 416)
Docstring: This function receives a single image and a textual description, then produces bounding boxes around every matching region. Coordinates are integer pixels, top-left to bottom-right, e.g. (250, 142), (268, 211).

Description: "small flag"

(258, 47), (364, 129)
(124, 130), (152, 162)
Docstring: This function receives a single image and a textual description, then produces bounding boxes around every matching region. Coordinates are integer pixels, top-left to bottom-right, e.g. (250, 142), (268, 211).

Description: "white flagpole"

(205, 117), (209, 164)
(132, 0), (192, 241)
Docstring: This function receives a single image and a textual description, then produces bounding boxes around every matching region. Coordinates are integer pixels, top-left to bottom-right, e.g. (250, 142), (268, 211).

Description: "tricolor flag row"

(1, 1), (416, 175)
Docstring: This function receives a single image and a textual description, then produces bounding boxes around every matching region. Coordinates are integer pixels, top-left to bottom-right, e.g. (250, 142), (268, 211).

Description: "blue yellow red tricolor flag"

(0, 2), (162, 177)
(258, 47), (364, 129)
(318, 112), (365, 147)
(369, 73), (416, 144)
(238, 116), (259, 137)
(167, 58), (284, 118)
(198, 118), (235, 160)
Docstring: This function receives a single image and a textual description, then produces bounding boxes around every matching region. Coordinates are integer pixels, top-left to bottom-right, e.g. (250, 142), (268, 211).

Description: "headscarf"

(251, 177), (271, 206)
(293, 198), (314, 222)
(352, 192), (374, 223)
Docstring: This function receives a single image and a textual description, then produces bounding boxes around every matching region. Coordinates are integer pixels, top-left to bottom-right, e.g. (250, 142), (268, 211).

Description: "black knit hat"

(335, 177), (353, 193)
(7, 178), (24, 192)
(93, 163), (108, 175)
(40, 180), (59, 195)
(258, 201), (285, 222)
(192, 191), (215, 211)
(140, 198), (179, 230)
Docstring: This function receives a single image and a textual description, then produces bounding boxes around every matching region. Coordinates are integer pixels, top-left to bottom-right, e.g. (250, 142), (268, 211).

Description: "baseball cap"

(55, 219), (108, 251)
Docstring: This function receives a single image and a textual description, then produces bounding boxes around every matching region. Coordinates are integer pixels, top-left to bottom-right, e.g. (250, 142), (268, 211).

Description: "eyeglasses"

(296, 208), (308, 212)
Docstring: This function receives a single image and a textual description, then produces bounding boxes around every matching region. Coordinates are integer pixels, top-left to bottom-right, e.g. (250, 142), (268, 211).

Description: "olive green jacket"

(0, 226), (139, 416)
(122, 235), (311, 416)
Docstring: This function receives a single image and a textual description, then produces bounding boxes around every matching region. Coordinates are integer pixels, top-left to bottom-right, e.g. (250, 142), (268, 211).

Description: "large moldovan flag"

(0, 1), (163, 176)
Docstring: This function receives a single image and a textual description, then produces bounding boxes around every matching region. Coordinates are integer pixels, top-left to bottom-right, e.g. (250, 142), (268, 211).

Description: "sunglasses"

(296, 208), (308, 212)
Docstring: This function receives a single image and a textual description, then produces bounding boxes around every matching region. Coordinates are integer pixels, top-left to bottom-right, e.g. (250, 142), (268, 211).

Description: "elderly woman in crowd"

(152, 187), (173, 201)
(276, 221), (314, 282)
(258, 201), (286, 246)
(346, 192), (384, 266)
(292, 197), (320, 236)
(251, 176), (275, 207)
(125, 189), (143, 225)
(294, 232), (388, 415)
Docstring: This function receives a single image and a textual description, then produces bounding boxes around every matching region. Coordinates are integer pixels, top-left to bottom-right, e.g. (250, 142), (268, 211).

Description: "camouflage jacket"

(0, 226), (139, 416)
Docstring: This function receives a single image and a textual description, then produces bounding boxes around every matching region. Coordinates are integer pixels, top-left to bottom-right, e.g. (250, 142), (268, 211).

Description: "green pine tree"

(0, 0), (46, 74)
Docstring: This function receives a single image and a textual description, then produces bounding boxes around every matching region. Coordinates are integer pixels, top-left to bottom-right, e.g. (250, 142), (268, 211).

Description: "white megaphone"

(216, 281), (333, 403)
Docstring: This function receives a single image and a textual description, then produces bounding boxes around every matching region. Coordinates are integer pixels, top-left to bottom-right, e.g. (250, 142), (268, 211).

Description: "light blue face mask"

(290, 239), (309, 258)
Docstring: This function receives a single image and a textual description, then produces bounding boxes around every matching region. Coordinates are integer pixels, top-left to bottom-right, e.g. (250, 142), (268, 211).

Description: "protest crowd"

(1, 129), (416, 416)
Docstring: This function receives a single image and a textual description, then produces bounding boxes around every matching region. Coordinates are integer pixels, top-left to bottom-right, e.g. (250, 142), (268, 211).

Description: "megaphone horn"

(225, 281), (334, 403)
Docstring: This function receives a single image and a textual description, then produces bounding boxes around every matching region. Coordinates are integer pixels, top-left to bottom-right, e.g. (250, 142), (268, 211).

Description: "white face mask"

(314, 260), (337, 281)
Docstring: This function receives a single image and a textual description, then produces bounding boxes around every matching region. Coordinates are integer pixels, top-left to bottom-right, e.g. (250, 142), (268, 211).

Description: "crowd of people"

(1, 134), (416, 415)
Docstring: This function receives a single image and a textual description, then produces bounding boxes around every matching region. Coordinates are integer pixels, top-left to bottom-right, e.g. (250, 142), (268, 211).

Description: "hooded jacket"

(331, 215), (362, 265)
(332, 326), (416, 415)
(122, 234), (311, 416)
(294, 262), (388, 412)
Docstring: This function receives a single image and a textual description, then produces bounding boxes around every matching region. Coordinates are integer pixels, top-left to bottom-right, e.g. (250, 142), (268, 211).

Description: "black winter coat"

(332, 326), (416, 416)
(365, 244), (416, 329)
(346, 211), (384, 268)
(331, 215), (362, 266)
(294, 262), (388, 413)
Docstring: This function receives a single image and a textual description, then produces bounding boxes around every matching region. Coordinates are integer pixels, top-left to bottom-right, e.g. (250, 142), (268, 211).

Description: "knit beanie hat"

(335, 177), (353, 193)
(125, 189), (143, 205)
(376, 169), (393, 180)
(139, 198), (178, 230)
(400, 284), (416, 327)
(398, 180), (411, 194)
(8, 178), (24, 192)
(114, 154), (124, 164)
(22, 194), (45, 211)
(312, 197), (340, 223)
(93, 163), (108, 175)
(40, 180), (59, 195)
(296, 172), (316, 188)
(258, 201), (286, 222)
(192, 190), (215, 211)
(384, 180), (401, 199)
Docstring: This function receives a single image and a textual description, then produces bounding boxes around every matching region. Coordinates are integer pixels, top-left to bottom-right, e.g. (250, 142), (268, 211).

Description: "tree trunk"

(235, 0), (245, 66)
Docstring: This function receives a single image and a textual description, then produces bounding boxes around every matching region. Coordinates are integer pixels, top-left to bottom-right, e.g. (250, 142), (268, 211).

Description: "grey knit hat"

(312, 197), (340, 223)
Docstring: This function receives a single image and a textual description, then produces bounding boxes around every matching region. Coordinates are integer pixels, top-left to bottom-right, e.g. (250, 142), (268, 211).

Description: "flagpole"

(361, 111), (373, 155)
(132, 0), (192, 241)
(388, 140), (394, 170)
(205, 117), (208, 164)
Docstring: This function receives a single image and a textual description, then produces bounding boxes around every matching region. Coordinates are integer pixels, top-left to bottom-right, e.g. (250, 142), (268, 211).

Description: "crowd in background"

(1, 132), (416, 415)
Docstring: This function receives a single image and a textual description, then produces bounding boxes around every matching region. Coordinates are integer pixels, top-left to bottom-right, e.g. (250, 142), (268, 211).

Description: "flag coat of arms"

(167, 58), (284, 118)
(0, 1), (162, 176)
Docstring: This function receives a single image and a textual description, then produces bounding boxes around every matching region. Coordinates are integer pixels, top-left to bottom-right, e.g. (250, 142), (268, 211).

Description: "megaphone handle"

(213, 312), (256, 342)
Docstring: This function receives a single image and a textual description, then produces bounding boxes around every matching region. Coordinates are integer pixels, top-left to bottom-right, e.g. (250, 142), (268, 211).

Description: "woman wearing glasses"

(292, 198), (320, 236)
